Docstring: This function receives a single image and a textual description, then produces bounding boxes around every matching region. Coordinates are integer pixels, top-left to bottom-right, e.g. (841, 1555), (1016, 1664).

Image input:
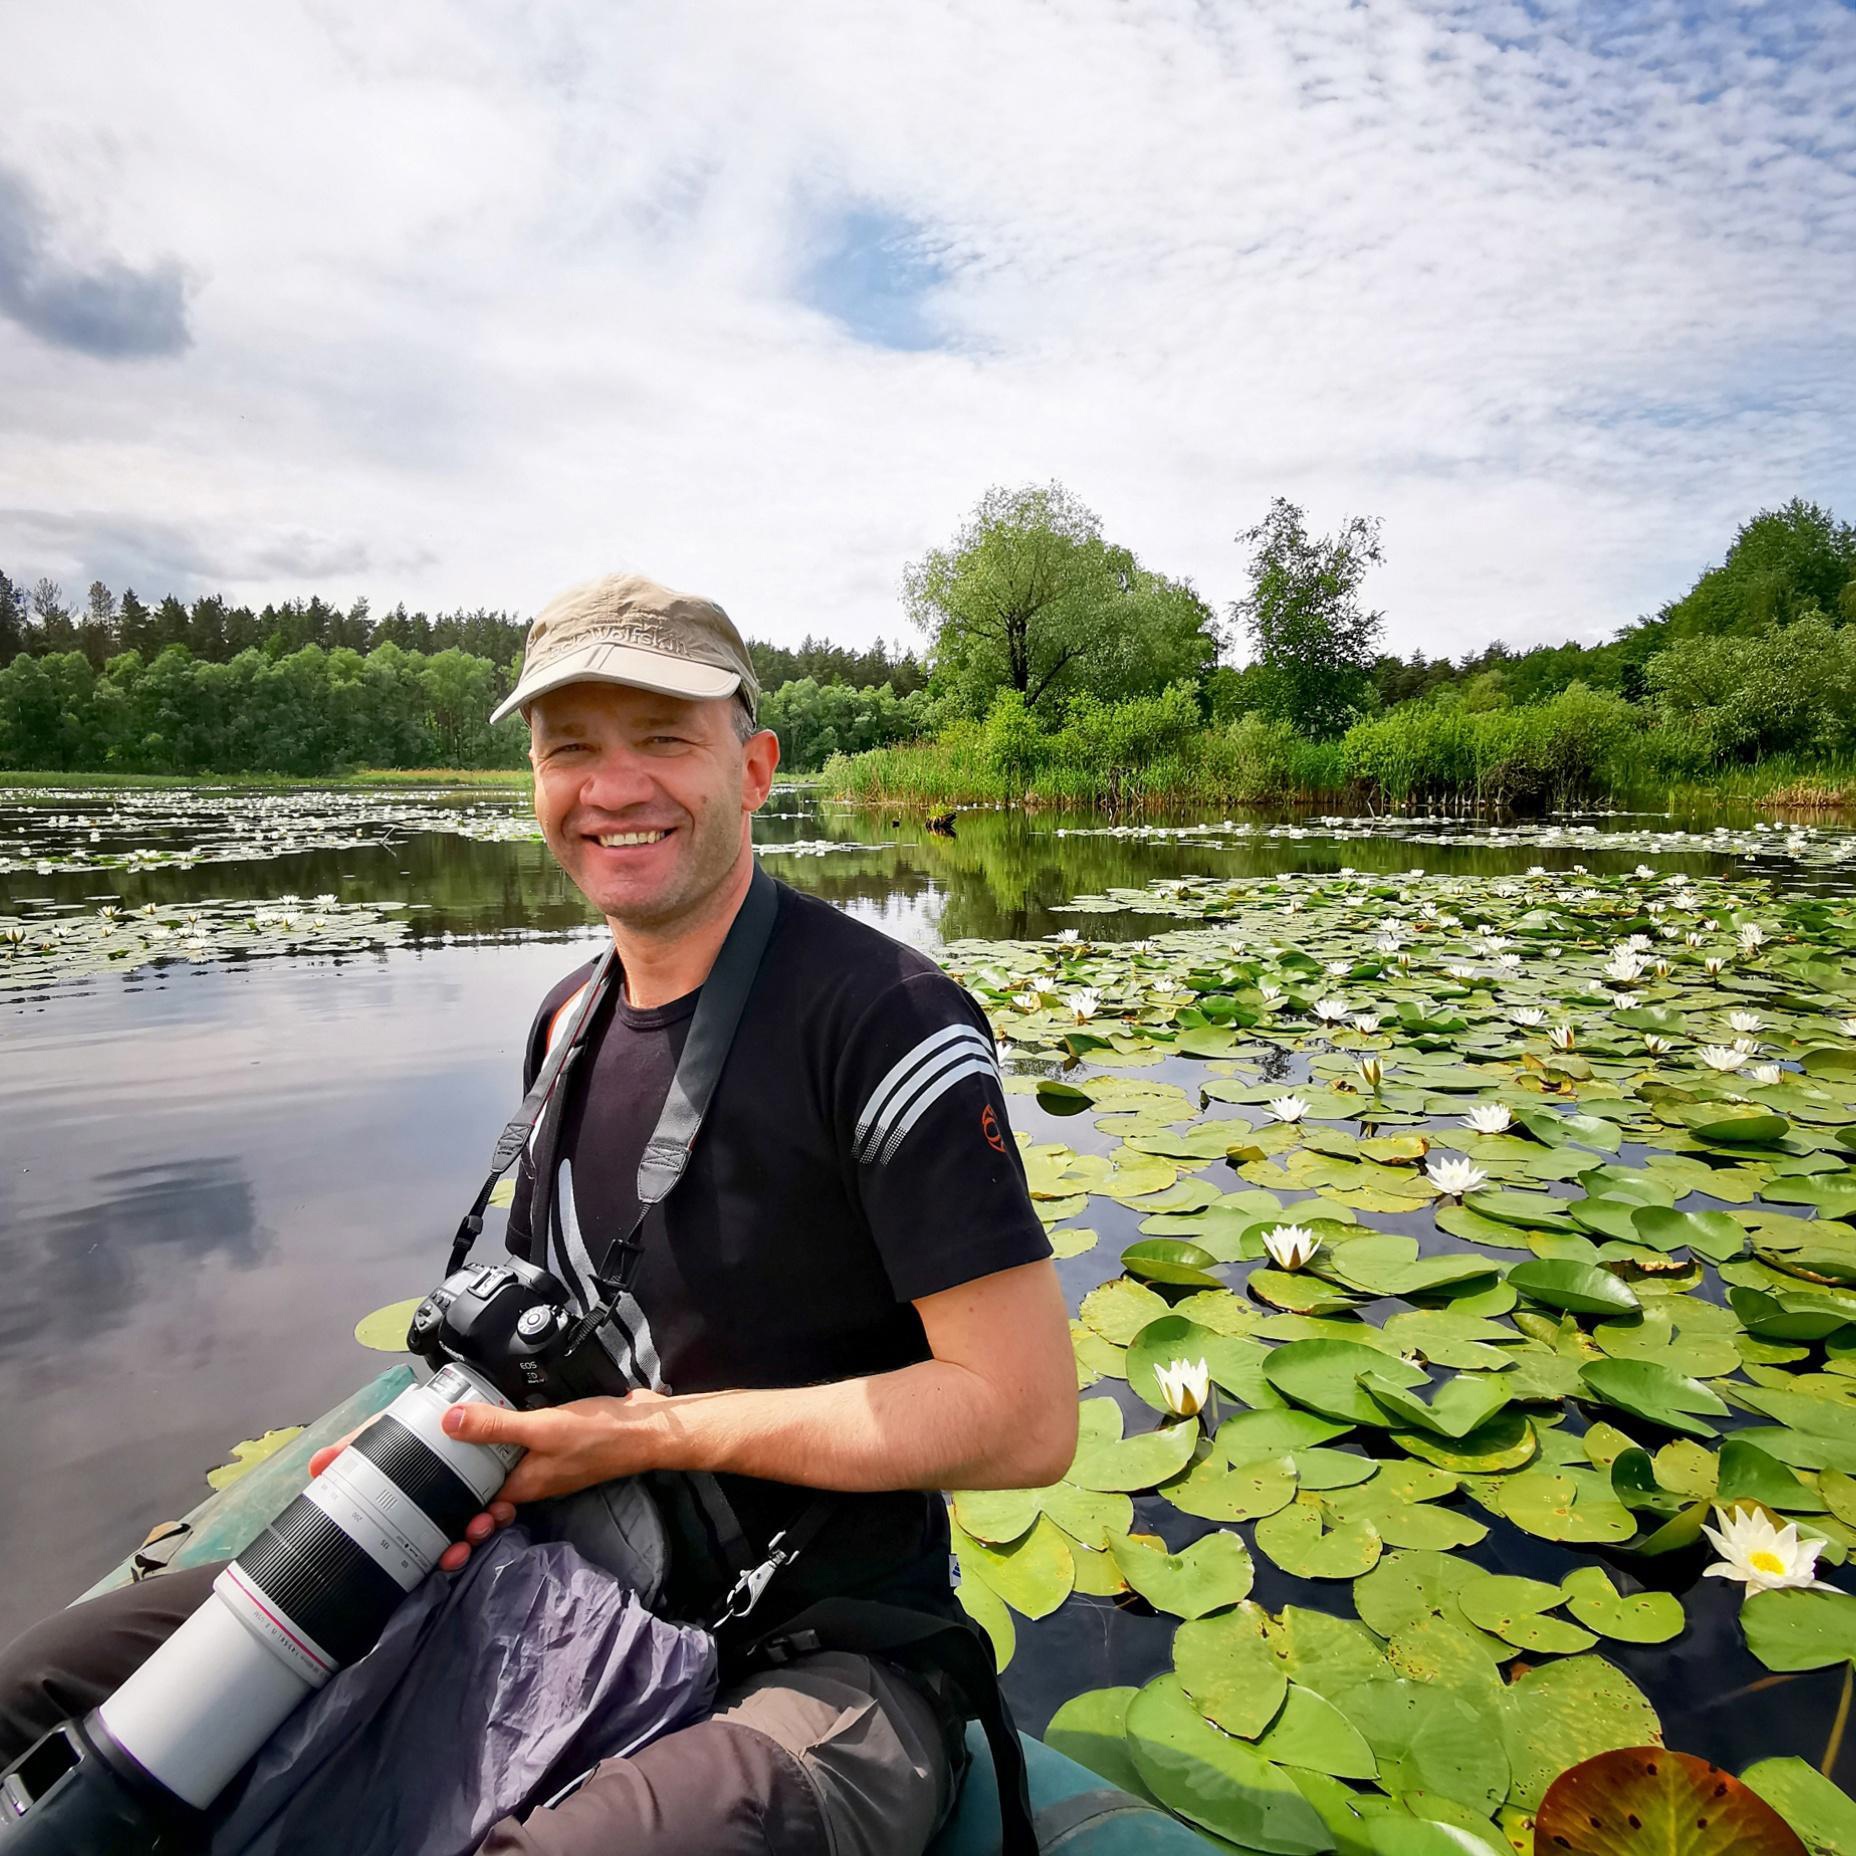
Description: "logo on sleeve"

(981, 1104), (1006, 1153)
(854, 1024), (1003, 1167)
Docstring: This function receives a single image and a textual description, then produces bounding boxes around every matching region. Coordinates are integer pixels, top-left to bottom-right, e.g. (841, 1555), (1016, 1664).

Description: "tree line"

(4, 489), (1853, 779)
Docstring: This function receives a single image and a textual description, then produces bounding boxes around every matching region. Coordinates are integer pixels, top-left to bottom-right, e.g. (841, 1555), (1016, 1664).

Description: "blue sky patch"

(798, 208), (949, 352)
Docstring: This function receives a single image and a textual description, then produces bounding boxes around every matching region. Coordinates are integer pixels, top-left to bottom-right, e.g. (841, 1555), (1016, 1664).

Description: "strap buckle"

(712, 1529), (796, 1626)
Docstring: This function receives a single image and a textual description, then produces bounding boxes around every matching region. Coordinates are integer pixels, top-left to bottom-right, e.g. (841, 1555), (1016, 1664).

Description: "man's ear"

(743, 728), (781, 810)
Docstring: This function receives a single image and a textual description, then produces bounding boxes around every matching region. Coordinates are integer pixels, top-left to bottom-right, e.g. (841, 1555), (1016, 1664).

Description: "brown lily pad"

(1536, 1747), (1805, 1855)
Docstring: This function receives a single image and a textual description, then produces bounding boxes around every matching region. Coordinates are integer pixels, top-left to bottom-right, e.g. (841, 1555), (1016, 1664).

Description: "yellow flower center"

(1749, 1550), (1786, 1576)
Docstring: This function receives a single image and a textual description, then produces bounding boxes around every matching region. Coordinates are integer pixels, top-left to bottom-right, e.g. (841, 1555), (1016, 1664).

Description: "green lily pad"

(949, 1486), (1040, 1544)
(1108, 1529), (1254, 1619)
(1162, 1451), (1300, 1522)
(1255, 1493), (1386, 1578)
(1120, 1238), (1223, 1288)
(1580, 1357), (1729, 1439)
(955, 1568), (1016, 1671)
(1508, 1259), (1643, 1318)
(1716, 1436), (1830, 1513)
(1742, 1586), (1856, 1672)
(1741, 1756), (1856, 1856)
(1535, 1748), (1805, 1856)
(1173, 1604), (1289, 1739)
(950, 1515), (1075, 1620)
(1633, 1206), (1747, 1263)
(1264, 1339), (1428, 1425)
(1557, 1566), (1686, 1643)
(1080, 1277), (1173, 1345)
(1497, 1467), (1637, 1544)
(1125, 1315), (1275, 1414)
(1042, 1687), (1154, 1803)
(1332, 1676), (1509, 1816)
(1253, 1683), (1379, 1782)
(1362, 1372), (1512, 1440)
(1352, 1549), (1490, 1640)
(354, 1297), (425, 1352)
(1266, 1604), (1391, 1695)
(1458, 1573), (1596, 1653)
(1124, 1674), (1331, 1852)
(1395, 1409), (1539, 1473)
(206, 1427), (305, 1491)
(1069, 1415), (1202, 1492)
(1498, 1655), (1663, 1811)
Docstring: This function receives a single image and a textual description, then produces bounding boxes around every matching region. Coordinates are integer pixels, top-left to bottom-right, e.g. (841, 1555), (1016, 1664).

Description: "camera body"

(407, 1256), (630, 1408)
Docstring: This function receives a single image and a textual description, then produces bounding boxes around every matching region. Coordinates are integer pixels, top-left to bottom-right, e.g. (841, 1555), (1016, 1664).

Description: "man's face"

(529, 681), (778, 930)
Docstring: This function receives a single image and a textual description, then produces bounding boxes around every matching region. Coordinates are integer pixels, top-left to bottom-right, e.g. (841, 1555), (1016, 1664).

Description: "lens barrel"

(0, 1363), (525, 1844)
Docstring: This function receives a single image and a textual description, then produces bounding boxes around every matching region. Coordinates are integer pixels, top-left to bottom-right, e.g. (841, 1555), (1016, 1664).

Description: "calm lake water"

(3, 782), (1853, 1787)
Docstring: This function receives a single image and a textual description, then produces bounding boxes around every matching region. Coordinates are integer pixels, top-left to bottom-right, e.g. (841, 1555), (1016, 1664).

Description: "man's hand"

(308, 1421), (517, 1574)
(439, 1389), (673, 1505)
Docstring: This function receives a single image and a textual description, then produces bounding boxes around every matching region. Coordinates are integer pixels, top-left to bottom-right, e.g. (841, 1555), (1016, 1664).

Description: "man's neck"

(607, 853), (755, 1009)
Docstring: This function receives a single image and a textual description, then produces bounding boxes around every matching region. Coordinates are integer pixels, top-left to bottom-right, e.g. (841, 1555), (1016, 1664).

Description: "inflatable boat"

(84, 1369), (1205, 1855)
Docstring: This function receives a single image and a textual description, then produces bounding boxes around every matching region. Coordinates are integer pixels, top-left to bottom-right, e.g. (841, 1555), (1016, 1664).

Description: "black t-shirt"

(505, 877), (1051, 1630)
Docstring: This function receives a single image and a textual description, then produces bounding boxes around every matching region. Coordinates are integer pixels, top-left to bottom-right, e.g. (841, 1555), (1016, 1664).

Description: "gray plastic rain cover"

(207, 1527), (717, 1856)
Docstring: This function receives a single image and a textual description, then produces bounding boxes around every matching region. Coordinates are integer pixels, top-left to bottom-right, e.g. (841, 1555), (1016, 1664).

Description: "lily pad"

(1557, 1566), (1686, 1643)
(1173, 1605), (1289, 1739)
(950, 1515), (1075, 1620)
(1124, 1674), (1331, 1852)
(1332, 1677), (1509, 1815)
(1108, 1529), (1254, 1619)
(1042, 1687), (1153, 1802)
(1458, 1573), (1597, 1653)
(1255, 1493), (1385, 1579)
(1580, 1358), (1729, 1439)
(1120, 1238), (1224, 1288)
(1499, 1655), (1663, 1812)
(1264, 1339), (1428, 1425)
(1253, 1684), (1379, 1782)
(1070, 1415), (1202, 1493)
(206, 1427), (305, 1491)
(1741, 1756), (1856, 1856)
(1508, 1260), (1643, 1318)
(1535, 1747), (1805, 1856)
(1742, 1586), (1856, 1672)
(354, 1297), (425, 1352)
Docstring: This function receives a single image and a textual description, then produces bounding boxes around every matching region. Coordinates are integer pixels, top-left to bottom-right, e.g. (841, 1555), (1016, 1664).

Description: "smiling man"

(0, 572), (1074, 1855)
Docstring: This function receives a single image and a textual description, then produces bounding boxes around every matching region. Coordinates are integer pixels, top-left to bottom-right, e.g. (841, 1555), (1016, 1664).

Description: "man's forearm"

(642, 1355), (1069, 1494)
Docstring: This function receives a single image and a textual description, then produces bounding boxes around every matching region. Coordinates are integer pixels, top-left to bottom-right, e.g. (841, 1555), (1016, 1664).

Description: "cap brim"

(490, 641), (742, 725)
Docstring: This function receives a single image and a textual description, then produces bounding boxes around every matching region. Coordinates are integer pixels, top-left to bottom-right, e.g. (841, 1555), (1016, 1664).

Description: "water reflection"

(0, 1157), (269, 1366)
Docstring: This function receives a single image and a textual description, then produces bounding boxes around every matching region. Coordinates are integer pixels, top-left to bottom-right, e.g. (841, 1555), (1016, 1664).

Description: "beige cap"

(490, 572), (760, 726)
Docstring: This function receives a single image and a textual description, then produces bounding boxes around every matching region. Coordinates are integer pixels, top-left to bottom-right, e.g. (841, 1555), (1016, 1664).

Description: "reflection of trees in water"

(17, 795), (1744, 953)
(0, 1156), (270, 1367)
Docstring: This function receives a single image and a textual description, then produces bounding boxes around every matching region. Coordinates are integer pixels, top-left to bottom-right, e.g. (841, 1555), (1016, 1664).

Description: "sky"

(1, 0), (1852, 662)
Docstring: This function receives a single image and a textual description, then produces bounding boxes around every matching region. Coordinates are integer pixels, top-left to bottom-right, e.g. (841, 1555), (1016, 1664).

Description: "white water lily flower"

(1527, 864), (1547, 877)
(1603, 952), (1644, 983)
(1653, 957), (1672, 977)
(1258, 982), (1284, 1004)
(1635, 864), (1656, 879)
(1356, 1056), (1384, 1090)
(1444, 963), (1477, 982)
(1497, 953), (1522, 972)
(1262, 1224), (1320, 1270)
(1051, 928), (1079, 944)
(1426, 1155), (1488, 1198)
(1153, 1357), (1211, 1419)
(1751, 1063), (1783, 1085)
(1737, 923), (1769, 952)
(1464, 1104), (1513, 1134)
(1351, 1013), (1381, 1034)
(1065, 988), (1101, 1022)
(1697, 1044), (1748, 1072)
(1312, 996), (1350, 1025)
(1549, 1025), (1577, 1051)
(1268, 1094), (1309, 1124)
(1703, 1504), (1837, 1595)
(1014, 989), (1043, 1012)
(1511, 1008), (1548, 1028)
(1728, 1011), (1764, 1034)
(1625, 933), (1654, 952)
(1841, 1017), (1856, 1037)
(1642, 1033), (1674, 1056)
(1326, 959), (1351, 976)
(1704, 956), (1728, 977)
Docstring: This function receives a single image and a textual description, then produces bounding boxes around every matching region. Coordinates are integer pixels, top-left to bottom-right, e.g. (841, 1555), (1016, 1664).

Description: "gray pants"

(0, 1564), (956, 1856)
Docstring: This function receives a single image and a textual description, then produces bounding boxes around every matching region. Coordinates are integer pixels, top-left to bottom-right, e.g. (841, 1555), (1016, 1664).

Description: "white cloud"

(0, 0), (1850, 659)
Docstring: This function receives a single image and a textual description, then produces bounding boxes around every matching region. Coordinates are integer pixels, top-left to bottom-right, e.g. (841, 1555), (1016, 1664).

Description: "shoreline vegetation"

(5, 487), (1853, 817)
(819, 705), (1856, 816)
